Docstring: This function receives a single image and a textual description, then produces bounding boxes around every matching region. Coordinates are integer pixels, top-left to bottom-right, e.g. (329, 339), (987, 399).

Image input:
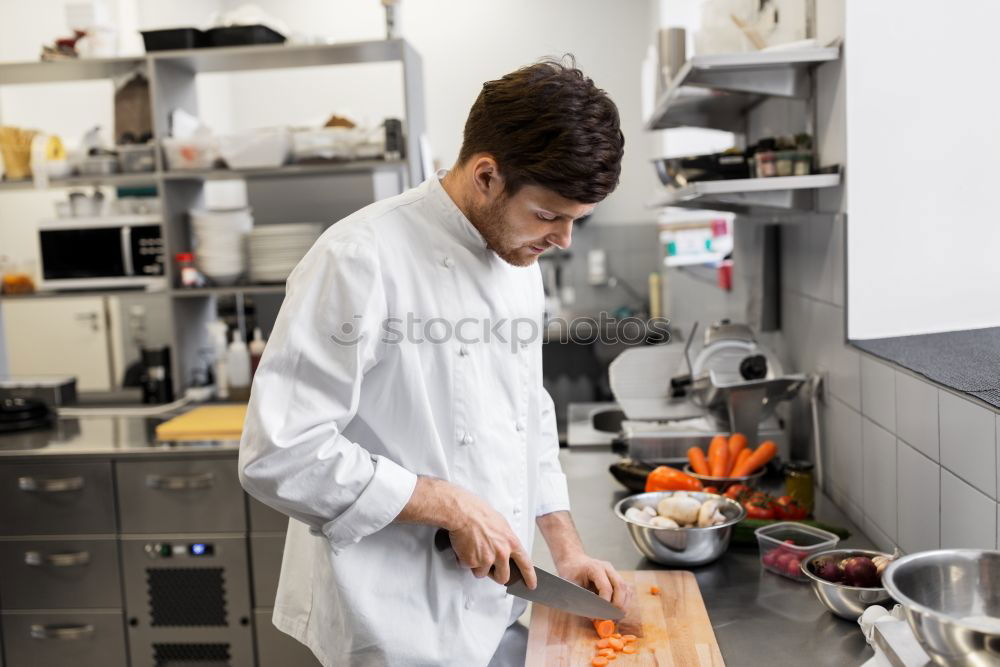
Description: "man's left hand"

(554, 552), (634, 612)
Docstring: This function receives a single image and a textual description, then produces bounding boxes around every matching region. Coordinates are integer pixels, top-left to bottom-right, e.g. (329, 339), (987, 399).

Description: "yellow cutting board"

(155, 404), (247, 441)
(526, 571), (725, 666)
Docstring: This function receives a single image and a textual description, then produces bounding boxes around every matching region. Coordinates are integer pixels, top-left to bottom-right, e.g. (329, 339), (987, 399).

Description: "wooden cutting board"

(526, 570), (724, 667)
(155, 404), (247, 441)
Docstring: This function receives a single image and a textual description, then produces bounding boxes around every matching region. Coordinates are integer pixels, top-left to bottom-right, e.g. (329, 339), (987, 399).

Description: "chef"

(239, 58), (631, 667)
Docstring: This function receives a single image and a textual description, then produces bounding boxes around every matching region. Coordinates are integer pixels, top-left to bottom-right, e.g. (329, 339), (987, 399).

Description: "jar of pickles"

(784, 460), (815, 513)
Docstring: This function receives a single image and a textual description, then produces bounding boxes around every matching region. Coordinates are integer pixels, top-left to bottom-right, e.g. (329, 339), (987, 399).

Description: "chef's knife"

(434, 529), (624, 620)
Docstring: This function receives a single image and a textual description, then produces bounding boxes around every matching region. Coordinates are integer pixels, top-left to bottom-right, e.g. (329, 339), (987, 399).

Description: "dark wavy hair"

(457, 57), (624, 204)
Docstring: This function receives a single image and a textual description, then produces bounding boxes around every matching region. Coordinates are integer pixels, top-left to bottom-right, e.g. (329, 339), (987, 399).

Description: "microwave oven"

(37, 218), (166, 290)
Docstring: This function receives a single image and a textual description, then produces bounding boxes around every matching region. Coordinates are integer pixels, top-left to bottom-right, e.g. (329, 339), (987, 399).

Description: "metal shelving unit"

(645, 45), (840, 132)
(648, 173), (841, 217)
(0, 39), (427, 394)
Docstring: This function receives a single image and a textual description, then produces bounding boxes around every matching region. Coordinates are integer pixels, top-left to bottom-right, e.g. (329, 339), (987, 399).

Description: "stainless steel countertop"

(0, 414), (239, 459)
(532, 448), (875, 666)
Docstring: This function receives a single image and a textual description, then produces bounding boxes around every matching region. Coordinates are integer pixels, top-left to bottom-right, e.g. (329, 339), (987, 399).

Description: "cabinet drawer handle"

(30, 624), (95, 640)
(145, 472), (215, 490)
(18, 476), (85, 493)
(24, 550), (91, 567)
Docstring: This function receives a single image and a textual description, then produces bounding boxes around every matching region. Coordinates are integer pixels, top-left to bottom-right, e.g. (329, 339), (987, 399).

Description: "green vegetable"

(730, 518), (851, 547)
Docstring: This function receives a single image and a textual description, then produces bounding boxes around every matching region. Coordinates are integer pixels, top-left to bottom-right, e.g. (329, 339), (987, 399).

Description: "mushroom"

(696, 499), (727, 527)
(657, 494), (702, 526)
(649, 516), (680, 529)
(871, 549), (901, 576)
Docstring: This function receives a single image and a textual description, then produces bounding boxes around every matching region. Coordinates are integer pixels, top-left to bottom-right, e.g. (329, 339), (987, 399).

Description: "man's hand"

(395, 477), (537, 590)
(554, 552), (633, 611)
(536, 511), (633, 612)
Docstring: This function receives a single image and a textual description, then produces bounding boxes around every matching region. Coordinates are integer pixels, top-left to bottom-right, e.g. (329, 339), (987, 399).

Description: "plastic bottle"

(226, 330), (252, 402)
(206, 320), (229, 399)
(249, 327), (266, 379)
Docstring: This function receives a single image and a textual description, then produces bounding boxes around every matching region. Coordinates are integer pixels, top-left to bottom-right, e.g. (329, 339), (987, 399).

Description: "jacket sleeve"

(535, 387), (571, 516)
(239, 239), (417, 554)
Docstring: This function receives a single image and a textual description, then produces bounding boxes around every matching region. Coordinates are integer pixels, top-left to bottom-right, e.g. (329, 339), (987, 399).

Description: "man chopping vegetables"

(239, 58), (632, 667)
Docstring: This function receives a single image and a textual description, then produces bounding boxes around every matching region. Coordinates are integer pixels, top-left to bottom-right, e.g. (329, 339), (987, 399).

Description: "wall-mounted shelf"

(0, 288), (168, 301)
(162, 160), (405, 182)
(0, 173), (159, 191)
(648, 173), (841, 217)
(645, 46), (840, 132)
(171, 285), (286, 298)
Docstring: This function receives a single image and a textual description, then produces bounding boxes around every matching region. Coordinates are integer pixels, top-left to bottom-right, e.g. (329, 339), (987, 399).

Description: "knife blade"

(434, 529), (624, 621)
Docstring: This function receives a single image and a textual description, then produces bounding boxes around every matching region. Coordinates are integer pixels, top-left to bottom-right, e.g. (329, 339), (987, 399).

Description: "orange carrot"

(623, 645), (637, 654)
(611, 633), (622, 639)
(598, 648), (616, 657)
(731, 448), (752, 477)
(622, 635), (637, 642)
(592, 657), (609, 667)
(650, 585), (660, 595)
(606, 656), (617, 661)
(687, 446), (710, 475)
(593, 619), (616, 639)
(727, 433), (748, 474)
(708, 435), (730, 478)
(609, 638), (624, 651)
(596, 639), (610, 649)
(731, 440), (778, 477)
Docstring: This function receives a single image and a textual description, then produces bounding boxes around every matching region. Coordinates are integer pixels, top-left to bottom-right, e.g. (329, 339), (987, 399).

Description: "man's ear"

(470, 155), (504, 200)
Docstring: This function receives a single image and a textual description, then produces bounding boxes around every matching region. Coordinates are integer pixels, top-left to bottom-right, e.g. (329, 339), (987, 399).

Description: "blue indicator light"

(190, 543), (207, 556)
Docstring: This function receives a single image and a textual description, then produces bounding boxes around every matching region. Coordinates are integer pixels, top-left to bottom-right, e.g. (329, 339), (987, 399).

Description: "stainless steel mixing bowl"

(882, 549), (1000, 666)
(800, 549), (892, 620)
(614, 491), (745, 567)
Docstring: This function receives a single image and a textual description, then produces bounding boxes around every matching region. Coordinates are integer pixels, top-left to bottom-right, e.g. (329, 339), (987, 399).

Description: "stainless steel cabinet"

(1, 610), (128, 666)
(116, 458), (246, 533)
(253, 611), (321, 667)
(0, 462), (115, 534)
(0, 537), (121, 609)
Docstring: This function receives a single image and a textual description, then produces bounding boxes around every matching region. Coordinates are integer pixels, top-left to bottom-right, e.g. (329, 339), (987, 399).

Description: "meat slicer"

(608, 320), (806, 461)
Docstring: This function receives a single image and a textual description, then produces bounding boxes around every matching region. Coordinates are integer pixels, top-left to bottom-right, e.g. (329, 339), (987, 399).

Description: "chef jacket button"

(458, 345), (469, 357)
(519, 341), (528, 350)
(460, 432), (475, 446)
(442, 256), (455, 269)
(515, 421), (525, 432)
(513, 506), (522, 516)
(464, 597), (473, 610)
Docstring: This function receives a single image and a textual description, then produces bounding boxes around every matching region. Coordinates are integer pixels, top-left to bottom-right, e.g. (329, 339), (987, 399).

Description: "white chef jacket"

(238, 171), (571, 667)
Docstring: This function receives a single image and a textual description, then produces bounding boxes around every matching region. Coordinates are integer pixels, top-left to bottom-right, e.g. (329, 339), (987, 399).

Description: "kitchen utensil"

(433, 529), (623, 621)
(0, 376), (77, 407)
(0, 126), (38, 181)
(755, 521), (839, 581)
(0, 397), (53, 434)
(800, 549), (893, 620)
(525, 570), (723, 666)
(190, 207), (252, 284)
(79, 154), (118, 175)
(117, 143), (155, 173)
(140, 28), (208, 51)
(615, 491), (744, 567)
(248, 223), (321, 283)
(883, 549), (1000, 666)
(206, 24), (286, 47)
(155, 404), (247, 441)
(682, 463), (766, 491)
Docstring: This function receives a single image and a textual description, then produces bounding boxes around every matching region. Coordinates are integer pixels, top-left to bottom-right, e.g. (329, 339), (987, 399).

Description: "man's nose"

(546, 220), (573, 250)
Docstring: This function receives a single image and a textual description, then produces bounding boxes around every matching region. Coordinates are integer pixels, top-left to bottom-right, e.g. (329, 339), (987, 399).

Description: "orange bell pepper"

(644, 466), (704, 492)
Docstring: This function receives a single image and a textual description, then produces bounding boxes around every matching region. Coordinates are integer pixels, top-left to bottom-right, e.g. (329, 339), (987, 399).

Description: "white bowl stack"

(249, 223), (323, 284)
(190, 207), (254, 285)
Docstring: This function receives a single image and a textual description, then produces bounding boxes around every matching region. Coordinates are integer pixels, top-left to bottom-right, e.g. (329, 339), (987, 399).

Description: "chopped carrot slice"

(593, 619), (616, 639)
(609, 638), (624, 651)
(592, 658), (609, 667)
(650, 585), (661, 595)
(612, 633), (622, 639)
(622, 634), (637, 642)
(598, 648), (616, 657)
(622, 645), (637, 655)
(596, 639), (610, 649)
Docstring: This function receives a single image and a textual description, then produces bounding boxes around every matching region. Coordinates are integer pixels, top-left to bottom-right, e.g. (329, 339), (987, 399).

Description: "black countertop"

(532, 448), (876, 666)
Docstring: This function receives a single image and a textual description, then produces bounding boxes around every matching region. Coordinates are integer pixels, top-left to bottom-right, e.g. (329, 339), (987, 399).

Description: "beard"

(468, 195), (539, 267)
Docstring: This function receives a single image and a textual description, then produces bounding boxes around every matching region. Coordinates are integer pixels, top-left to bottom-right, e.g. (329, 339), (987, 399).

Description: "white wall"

(845, 0), (1000, 339)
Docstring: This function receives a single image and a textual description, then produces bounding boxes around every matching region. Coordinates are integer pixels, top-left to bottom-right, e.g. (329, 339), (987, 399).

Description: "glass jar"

(784, 460), (815, 512)
(175, 252), (199, 288)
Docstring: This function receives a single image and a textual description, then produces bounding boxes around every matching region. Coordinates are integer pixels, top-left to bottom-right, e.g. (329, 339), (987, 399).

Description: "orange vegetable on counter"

(592, 657), (609, 666)
(730, 448), (752, 477)
(593, 619), (617, 639)
(731, 440), (777, 477)
(727, 433), (748, 474)
(645, 466), (703, 492)
(687, 446), (711, 476)
(708, 435), (730, 478)
(650, 585), (661, 595)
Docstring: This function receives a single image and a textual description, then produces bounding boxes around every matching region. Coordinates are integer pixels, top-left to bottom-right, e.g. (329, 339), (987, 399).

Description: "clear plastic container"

(162, 136), (220, 171)
(755, 522), (839, 581)
(117, 143), (156, 173)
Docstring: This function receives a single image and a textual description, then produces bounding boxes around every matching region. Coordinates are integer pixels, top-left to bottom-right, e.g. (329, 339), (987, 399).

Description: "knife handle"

(433, 528), (524, 585)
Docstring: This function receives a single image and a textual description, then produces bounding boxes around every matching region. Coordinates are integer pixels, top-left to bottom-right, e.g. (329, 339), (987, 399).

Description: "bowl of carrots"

(684, 433), (777, 491)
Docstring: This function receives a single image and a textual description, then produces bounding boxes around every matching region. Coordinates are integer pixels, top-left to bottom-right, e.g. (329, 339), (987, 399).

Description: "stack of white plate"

(190, 207), (253, 285)
(248, 223), (323, 283)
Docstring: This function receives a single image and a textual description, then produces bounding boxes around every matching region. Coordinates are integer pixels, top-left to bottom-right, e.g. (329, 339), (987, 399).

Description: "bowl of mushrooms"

(614, 491), (746, 567)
